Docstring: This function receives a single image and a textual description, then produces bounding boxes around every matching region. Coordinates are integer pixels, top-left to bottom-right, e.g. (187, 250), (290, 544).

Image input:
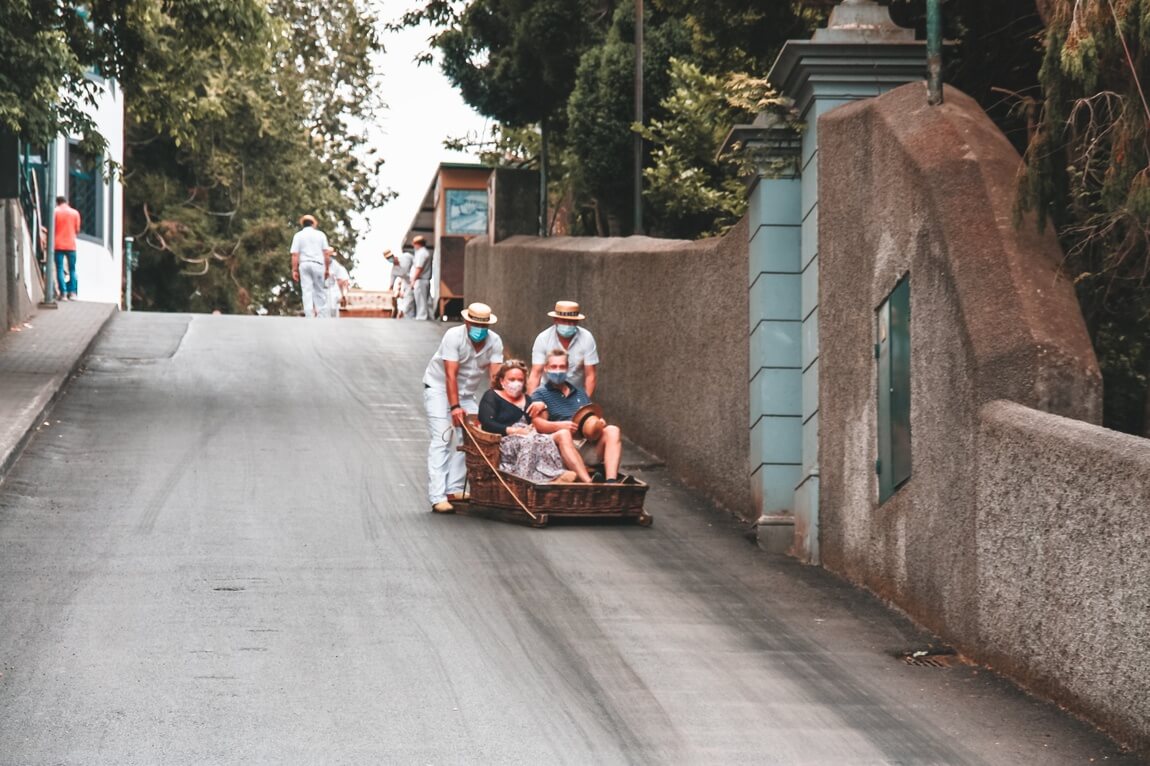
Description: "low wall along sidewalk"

(465, 223), (752, 517)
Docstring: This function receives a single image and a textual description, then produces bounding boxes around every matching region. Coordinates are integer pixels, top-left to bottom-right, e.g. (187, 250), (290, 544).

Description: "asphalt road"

(0, 313), (1139, 765)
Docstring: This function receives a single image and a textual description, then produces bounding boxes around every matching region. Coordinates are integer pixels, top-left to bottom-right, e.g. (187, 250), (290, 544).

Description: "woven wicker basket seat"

(459, 416), (651, 527)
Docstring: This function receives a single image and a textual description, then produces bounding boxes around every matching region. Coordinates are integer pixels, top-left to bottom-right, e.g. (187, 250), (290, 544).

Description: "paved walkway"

(0, 301), (116, 481)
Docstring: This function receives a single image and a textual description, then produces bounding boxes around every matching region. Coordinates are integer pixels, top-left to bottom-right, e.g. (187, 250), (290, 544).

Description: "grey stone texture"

(977, 400), (1150, 753)
(2, 199), (39, 334)
(818, 81), (1149, 754)
(465, 223), (752, 516)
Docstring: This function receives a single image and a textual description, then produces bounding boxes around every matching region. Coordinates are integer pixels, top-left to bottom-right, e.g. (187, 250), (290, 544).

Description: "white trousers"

(300, 261), (327, 318)
(398, 283), (415, 318)
(412, 279), (431, 320)
(424, 386), (477, 505)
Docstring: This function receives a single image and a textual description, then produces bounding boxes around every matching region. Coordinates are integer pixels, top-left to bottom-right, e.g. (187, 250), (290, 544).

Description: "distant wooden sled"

(456, 416), (652, 528)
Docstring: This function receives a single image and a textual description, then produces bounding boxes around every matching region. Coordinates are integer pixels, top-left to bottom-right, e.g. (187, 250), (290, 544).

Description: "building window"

(876, 275), (911, 502)
(68, 142), (103, 240)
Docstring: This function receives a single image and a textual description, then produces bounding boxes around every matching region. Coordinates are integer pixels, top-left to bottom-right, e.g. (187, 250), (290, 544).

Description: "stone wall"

(977, 400), (1150, 752)
(2, 199), (38, 334)
(818, 82), (1148, 752)
(465, 222), (752, 516)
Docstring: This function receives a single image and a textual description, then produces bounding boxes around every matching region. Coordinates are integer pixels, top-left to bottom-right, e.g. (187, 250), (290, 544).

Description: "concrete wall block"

(750, 320), (802, 373)
(749, 178), (803, 229)
(801, 206), (819, 267)
(801, 256), (819, 319)
(753, 367), (803, 420)
(793, 473), (820, 564)
(751, 415), (803, 466)
(976, 400), (1150, 755)
(801, 158), (819, 221)
(801, 310), (819, 370)
(750, 274), (802, 324)
(749, 225), (802, 276)
(753, 462), (803, 515)
(802, 358), (820, 423)
(802, 410), (820, 475)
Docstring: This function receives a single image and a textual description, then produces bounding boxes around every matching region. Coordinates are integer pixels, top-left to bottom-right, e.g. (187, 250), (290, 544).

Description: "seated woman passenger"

(478, 360), (592, 484)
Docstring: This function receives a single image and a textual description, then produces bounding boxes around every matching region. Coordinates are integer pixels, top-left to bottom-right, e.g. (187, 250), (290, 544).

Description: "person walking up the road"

(53, 196), (81, 301)
(386, 248), (415, 318)
(422, 302), (503, 513)
(326, 253), (351, 318)
(410, 235), (432, 320)
(290, 214), (333, 318)
(528, 300), (599, 395)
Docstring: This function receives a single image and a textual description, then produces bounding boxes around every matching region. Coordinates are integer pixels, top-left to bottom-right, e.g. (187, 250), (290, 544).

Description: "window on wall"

(68, 142), (103, 240)
(876, 275), (911, 502)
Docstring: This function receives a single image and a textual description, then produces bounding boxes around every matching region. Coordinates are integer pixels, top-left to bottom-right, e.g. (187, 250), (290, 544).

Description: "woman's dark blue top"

(478, 389), (530, 435)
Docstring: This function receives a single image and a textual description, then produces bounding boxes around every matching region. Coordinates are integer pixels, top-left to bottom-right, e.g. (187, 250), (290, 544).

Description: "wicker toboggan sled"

(455, 416), (652, 528)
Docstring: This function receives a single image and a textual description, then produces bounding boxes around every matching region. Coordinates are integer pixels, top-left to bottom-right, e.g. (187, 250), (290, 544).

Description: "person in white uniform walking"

(422, 302), (504, 513)
(290, 214), (333, 318)
(386, 248), (415, 318)
(528, 300), (600, 396)
(326, 254), (350, 318)
(410, 235), (433, 320)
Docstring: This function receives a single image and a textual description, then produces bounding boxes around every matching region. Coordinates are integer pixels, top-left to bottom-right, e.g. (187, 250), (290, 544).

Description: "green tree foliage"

(638, 61), (796, 239)
(0, 0), (135, 153)
(436, 0), (601, 128)
(566, 1), (689, 235)
(649, 0), (832, 75)
(1019, 0), (1150, 433)
(0, 0), (384, 315)
(124, 0), (386, 314)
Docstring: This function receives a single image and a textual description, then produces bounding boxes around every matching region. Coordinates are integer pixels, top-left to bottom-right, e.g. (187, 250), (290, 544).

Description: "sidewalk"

(0, 301), (117, 483)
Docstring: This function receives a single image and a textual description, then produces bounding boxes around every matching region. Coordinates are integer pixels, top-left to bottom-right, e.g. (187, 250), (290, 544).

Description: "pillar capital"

(719, 114), (802, 187)
(768, 1), (922, 118)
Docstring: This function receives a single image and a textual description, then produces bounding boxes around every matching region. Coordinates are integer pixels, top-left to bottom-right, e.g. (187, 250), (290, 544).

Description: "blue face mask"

(468, 326), (489, 343)
(545, 370), (567, 386)
(556, 323), (578, 339)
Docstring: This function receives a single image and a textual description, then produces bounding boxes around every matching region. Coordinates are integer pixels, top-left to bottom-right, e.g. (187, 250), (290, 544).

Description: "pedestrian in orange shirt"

(53, 196), (82, 300)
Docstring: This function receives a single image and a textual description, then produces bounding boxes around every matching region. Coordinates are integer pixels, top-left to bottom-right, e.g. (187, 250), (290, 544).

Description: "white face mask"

(503, 380), (524, 396)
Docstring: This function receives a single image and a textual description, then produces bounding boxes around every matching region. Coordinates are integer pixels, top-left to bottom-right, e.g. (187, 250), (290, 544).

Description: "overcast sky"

(349, 9), (491, 289)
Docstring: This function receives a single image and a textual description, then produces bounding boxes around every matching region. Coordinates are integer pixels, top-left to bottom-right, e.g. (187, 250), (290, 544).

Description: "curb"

(0, 306), (118, 485)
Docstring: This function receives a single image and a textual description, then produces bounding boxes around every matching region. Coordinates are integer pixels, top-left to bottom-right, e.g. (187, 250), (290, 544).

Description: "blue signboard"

(445, 189), (488, 235)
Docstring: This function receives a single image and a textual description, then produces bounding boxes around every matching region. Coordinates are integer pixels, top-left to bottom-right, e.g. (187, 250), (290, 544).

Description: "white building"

(3, 71), (125, 323)
(41, 73), (126, 306)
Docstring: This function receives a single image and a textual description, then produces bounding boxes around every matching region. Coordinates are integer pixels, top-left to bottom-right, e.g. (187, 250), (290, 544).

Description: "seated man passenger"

(478, 360), (589, 484)
(529, 348), (623, 483)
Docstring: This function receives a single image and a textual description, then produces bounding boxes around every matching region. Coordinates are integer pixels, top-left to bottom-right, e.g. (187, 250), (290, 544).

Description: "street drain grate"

(902, 649), (957, 668)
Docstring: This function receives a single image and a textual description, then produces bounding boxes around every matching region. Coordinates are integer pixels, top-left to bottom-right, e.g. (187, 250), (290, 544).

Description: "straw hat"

(573, 403), (605, 441)
(547, 300), (586, 321)
(461, 302), (498, 325)
(299, 214), (317, 227)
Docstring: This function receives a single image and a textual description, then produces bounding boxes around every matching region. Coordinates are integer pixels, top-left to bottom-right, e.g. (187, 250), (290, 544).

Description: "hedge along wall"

(465, 220), (752, 517)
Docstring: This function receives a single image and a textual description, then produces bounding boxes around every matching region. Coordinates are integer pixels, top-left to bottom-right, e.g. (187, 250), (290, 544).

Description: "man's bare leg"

(553, 430), (593, 482)
(597, 425), (622, 480)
